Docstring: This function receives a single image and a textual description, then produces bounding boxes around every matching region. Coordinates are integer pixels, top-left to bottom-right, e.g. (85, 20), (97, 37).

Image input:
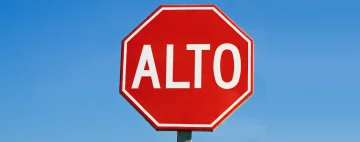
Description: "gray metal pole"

(177, 131), (192, 142)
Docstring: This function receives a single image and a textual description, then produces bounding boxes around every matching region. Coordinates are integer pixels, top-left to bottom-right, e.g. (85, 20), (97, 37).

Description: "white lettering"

(131, 45), (160, 89)
(166, 44), (190, 88)
(132, 43), (241, 89)
(213, 43), (241, 89)
(187, 44), (210, 88)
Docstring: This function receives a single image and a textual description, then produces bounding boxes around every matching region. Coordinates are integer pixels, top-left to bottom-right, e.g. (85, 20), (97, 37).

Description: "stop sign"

(120, 5), (254, 131)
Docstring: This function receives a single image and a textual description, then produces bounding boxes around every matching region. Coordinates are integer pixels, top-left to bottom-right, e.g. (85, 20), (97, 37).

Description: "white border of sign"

(122, 6), (252, 128)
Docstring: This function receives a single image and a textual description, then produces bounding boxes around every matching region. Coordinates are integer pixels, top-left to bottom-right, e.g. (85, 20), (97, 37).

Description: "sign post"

(119, 4), (254, 140)
(177, 131), (192, 142)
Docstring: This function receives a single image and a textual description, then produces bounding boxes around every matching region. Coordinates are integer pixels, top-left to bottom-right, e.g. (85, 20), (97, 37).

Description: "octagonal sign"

(120, 4), (254, 131)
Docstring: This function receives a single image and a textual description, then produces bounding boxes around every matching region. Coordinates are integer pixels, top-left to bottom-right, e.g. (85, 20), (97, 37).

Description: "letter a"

(132, 45), (160, 89)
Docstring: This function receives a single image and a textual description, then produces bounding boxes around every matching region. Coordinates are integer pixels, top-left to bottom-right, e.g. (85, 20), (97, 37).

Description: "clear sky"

(1, 0), (359, 142)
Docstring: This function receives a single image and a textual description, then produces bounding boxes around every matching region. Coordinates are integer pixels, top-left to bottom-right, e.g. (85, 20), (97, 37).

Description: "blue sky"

(1, 0), (359, 142)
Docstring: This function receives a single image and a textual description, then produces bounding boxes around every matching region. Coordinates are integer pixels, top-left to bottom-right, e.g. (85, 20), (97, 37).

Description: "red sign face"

(120, 5), (254, 131)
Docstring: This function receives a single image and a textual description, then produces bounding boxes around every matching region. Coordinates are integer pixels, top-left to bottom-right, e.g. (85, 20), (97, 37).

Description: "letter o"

(213, 43), (241, 89)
